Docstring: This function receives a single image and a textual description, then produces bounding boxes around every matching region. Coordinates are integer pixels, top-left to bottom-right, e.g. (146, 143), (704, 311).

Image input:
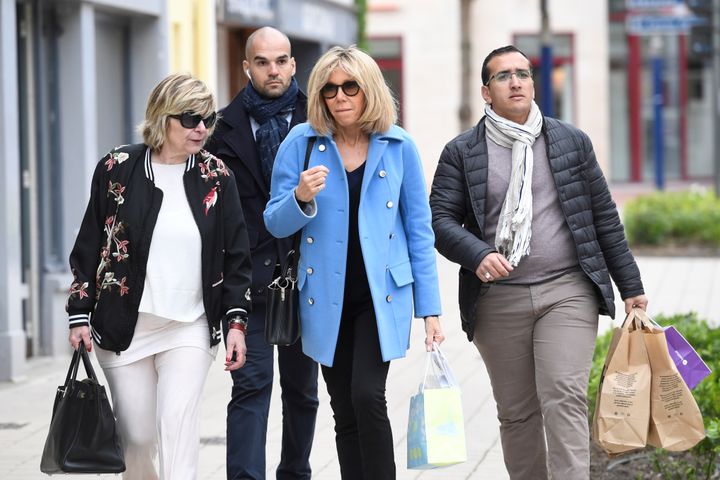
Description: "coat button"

(318, 144), (326, 152)
(307, 236), (314, 244)
(379, 170), (387, 178)
(256, 287), (264, 294)
(308, 298), (315, 305)
(386, 201), (393, 208)
(386, 295), (392, 302)
(263, 258), (272, 266)
(306, 267), (314, 275)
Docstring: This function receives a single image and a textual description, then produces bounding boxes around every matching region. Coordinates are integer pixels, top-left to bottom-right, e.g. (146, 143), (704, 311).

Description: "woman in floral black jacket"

(67, 73), (252, 479)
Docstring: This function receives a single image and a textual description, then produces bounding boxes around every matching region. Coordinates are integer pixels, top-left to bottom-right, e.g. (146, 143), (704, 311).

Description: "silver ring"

(484, 272), (492, 280)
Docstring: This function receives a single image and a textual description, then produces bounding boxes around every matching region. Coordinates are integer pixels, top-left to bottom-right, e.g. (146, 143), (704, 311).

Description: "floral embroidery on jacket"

(198, 151), (229, 182)
(104, 152), (129, 171)
(203, 186), (218, 216)
(108, 181), (126, 205)
(68, 277), (89, 301)
(95, 215), (130, 299)
(198, 152), (229, 215)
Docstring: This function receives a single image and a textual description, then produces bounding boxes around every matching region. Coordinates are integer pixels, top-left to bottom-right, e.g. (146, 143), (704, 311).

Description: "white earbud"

(245, 70), (251, 80)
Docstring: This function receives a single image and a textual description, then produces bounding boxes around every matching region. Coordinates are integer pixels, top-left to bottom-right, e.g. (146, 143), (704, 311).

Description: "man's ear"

(290, 57), (297, 77)
(242, 60), (251, 80)
(481, 85), (492, 104)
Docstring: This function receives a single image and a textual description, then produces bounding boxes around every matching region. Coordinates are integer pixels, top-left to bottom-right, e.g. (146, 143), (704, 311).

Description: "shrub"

(588, 312), (720, 479)
(623, 189), (720, 248)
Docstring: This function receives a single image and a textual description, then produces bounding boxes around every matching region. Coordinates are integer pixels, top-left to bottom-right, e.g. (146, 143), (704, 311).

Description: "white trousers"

(102, 346), (214, 480)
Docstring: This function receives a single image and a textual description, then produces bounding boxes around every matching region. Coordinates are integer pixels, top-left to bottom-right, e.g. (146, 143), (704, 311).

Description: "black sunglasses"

(320, 80), (361, 99)
(169, 111), (217, 129)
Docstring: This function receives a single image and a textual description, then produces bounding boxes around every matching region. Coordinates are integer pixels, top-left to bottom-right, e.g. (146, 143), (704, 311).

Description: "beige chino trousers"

(473, 270), (599, 480)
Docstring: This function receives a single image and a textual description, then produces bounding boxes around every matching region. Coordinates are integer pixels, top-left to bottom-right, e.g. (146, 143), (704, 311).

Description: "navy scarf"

(241, 78), (299, 185)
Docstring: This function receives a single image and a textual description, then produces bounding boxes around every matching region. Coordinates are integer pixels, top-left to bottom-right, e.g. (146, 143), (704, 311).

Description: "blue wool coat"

(264, 123), (442, 367)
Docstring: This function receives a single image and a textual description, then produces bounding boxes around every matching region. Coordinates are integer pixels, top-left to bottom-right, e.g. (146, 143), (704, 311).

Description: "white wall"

(367, 0), (461, 181)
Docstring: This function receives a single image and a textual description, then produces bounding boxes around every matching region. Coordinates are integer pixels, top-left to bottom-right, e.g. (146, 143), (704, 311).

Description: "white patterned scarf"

(484, 101), (543, 266)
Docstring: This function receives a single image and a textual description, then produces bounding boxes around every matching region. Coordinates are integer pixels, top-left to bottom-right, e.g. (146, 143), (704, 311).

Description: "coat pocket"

(389, 260), (414, 287)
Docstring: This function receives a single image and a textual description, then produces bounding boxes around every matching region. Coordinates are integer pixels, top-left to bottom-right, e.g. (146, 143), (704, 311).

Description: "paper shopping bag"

(637, 311), (706, 451)
(663, 326), (711, 390)
(592, 309), (652, 455)
(407, 345), (466, 469)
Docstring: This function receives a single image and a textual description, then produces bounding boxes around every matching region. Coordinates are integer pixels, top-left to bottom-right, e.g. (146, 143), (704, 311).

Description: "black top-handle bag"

(265, 137), (316, 346)
(40, 343), (125, 474)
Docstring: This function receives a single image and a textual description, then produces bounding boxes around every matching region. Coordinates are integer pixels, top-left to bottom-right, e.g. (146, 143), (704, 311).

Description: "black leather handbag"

(40, 344), (125, 474)
(264, 137), (316, 346)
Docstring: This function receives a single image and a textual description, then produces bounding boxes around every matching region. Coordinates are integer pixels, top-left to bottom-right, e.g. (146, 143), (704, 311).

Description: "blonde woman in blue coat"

(264, 46), (443, 479)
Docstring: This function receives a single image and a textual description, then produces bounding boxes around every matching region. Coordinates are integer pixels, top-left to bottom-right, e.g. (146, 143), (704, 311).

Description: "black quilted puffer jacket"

(430, 116), (644, 341)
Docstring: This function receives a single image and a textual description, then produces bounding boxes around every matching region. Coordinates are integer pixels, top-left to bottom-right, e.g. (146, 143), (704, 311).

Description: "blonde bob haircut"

(307, 46), (397, 136)
(138, 73), (217, 150)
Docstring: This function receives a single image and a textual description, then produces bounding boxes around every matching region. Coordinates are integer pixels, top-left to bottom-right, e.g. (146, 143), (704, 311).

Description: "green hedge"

(588, 313), (720, 478)
(623, 190), (720, 248)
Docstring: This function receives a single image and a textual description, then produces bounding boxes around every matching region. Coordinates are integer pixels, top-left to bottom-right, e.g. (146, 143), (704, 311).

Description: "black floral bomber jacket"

(66, 143), (252, 352)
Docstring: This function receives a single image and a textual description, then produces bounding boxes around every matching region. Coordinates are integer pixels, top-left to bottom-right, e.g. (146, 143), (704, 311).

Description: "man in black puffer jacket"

(430, 45), (648, 480)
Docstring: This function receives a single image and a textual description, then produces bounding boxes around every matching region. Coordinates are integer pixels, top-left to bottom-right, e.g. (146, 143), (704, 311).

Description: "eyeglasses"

(485, 69), (533, 85)
(169, 111), (217, 129)
(320, 80), (361, 99)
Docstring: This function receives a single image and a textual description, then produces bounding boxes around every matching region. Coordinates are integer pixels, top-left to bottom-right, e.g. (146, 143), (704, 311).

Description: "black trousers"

(321, 302), (395, 480)
(225, 299), (319, 480)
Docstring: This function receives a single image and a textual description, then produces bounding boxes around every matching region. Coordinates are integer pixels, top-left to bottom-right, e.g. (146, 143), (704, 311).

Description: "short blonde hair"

(307, 46), (397, 136)
(138, 73), (217, 150)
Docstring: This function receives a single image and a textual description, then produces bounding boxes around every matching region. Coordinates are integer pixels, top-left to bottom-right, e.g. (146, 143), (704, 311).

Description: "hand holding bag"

(407, 343), (467, 469)
(264, 137), (316, 346)
(40, 344), (125, 474)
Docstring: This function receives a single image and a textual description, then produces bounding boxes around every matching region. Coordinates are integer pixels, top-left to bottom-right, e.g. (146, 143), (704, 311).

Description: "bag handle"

(63, 343), (99, 389)
(286, 137), (317, 281)
(619, 307), (657, 332)
(421, 342), (457, 392)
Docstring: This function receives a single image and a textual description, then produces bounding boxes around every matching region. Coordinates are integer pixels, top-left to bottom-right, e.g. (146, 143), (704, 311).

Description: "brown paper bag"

(592, 309), (652, 455)
(637, 309), (706, 451)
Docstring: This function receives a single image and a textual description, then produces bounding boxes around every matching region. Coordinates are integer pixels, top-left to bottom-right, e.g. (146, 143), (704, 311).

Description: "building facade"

(1, 0), (169, 381)
(215, 0), (358, 105)
(0, 0), (359, 382)
(366, 0), (611, 180)
(366, 0), (716, 185)
(608, 0), (716, 182)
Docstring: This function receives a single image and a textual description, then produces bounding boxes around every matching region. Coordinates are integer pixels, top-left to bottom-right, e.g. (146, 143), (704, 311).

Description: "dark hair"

(481, 45), (531, 86)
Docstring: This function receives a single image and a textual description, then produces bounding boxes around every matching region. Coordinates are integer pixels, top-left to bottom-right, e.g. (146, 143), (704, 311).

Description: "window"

(368, 37), (403, 125)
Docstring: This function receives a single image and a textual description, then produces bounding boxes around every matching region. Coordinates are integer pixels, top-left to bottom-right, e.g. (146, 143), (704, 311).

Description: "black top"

(343, 163), (372, 308)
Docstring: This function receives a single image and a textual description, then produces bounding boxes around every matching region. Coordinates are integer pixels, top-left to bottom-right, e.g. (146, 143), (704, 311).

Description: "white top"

(138, 162), (205, 322)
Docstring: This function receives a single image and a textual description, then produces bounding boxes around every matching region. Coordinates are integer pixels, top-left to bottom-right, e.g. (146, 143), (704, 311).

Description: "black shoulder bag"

(40, 344), (125, 474)
(265, 137), (316, 346)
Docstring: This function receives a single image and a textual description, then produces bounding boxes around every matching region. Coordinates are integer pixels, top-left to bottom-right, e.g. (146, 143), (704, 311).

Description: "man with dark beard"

(206, 27), (318, 480)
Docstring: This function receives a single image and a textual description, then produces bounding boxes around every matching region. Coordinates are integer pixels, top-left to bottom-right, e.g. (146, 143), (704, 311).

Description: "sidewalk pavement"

(2, 253), (718, 479)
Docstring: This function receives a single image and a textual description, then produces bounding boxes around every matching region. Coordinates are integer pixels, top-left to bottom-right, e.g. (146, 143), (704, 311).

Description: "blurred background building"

(0, 0), (357, 381)
(366, 0), (611, 183)
(0, 0), (717, 380)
